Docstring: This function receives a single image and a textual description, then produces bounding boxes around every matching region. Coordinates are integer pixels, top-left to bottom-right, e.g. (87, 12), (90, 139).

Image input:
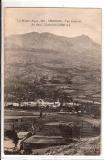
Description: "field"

(4, 109), (100, 155)
(31, 136), (100, 155)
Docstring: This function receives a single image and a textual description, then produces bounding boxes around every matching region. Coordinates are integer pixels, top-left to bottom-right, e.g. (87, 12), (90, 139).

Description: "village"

(5, 95), (101, 115)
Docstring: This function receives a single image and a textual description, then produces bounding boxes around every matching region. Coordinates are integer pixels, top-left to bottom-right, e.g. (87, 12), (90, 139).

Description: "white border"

(1, 0), (104, 160)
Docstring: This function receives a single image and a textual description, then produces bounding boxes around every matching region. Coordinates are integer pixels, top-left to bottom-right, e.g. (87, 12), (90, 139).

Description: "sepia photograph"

(3, 8), (101, 155)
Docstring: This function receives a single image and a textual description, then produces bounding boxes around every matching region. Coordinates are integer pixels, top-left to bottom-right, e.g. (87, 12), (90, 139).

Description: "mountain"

(4, 32), (101, 101)
(5, 32), (100, 53)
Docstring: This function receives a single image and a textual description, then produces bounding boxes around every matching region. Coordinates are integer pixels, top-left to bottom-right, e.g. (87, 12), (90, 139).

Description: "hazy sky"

(5, 8), (101, 44)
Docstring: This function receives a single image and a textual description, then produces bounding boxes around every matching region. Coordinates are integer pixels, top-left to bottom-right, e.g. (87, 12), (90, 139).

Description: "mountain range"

(4, 32), (101, 101)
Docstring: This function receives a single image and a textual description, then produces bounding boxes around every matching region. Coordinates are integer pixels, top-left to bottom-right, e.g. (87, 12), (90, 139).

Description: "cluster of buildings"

(5, 98), (101, 109)
(5, 98), (101, 118)
(5, 99), (61, 108)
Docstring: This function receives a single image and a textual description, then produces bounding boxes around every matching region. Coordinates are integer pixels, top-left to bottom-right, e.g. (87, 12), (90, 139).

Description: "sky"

(4, 8), (101, 44)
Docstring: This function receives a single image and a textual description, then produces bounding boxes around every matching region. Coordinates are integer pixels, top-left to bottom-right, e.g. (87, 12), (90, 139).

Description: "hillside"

(4, 32), (101, 102)
(32, 136), (100, 155)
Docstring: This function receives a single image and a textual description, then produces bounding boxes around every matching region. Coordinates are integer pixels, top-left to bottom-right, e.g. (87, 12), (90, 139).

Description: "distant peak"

(78, 34), (90, 39)
(41, 32), (55, 36)
(23, 32), (39, 36)
(74, 34), (92, 42)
